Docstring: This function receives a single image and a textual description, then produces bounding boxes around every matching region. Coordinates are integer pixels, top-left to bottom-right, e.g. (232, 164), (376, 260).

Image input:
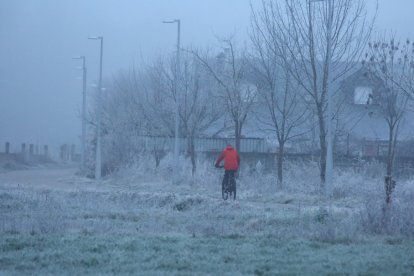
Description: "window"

(354, 86), (373, 105)
(241, 83), (258, 103)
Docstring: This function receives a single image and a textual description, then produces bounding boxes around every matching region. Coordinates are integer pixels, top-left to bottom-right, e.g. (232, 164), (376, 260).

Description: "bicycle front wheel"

(231, 179), (236, 200)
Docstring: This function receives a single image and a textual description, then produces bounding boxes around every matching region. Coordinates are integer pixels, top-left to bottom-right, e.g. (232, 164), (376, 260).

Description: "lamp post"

(325, 0), (334, 197)
(72, 56), (87, 172)
(88, 36), (103, 180)
(311, 0), (334, 195)
(162, 19), (181, 180)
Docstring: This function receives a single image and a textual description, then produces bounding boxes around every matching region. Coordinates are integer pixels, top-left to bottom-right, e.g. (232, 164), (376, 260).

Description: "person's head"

(225, 139), (233, 148)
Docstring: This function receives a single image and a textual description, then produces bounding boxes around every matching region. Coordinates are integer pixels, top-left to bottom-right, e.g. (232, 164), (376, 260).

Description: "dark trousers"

(222, 170), (236, 189)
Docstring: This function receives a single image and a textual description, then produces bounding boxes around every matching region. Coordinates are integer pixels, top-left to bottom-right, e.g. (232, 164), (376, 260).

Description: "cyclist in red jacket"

(215, 143), (240, 193)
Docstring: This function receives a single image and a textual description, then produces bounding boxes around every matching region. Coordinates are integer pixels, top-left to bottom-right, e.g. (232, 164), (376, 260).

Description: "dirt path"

(0, 166), (334, 211)
(0, 166), (98, 192)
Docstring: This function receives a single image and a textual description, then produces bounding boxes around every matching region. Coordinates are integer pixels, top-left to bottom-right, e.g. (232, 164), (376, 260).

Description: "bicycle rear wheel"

(222, 181), (228, 200)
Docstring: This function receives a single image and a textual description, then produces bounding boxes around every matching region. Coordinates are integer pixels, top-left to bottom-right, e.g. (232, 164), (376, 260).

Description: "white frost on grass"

(1, 159), (414, 274)
(1, 158), (413, 241)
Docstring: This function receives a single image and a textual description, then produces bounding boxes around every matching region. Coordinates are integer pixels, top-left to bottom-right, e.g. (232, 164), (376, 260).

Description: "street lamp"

(163, 19), (181, 180)
(88, 36), (103, 180)
(325, 0), (334, 197)
(72, 56), (87, 172)
(311, 0), (334, 195)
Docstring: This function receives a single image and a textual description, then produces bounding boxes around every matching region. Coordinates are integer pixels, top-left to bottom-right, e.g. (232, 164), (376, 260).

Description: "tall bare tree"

(157, 51), (223, 175)
(96, 64), (173, 170)
(250, 16), (308, 188)
(251, 0), (373, 188)
(192, 38), (257, 153)
(363, 37), (410, 204)
(97, 51), (224, 174)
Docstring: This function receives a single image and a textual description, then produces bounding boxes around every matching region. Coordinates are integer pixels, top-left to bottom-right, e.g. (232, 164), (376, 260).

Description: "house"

(337, 67), (414, 158)
(227, 63), (414, 159)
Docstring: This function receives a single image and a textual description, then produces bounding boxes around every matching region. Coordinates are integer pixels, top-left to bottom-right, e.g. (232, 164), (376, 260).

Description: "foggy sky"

(0, 0), (412, 153)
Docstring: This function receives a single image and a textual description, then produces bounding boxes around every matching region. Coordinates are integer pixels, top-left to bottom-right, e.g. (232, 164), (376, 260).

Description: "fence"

(133, 136), (414, 174)
(0, 142), (50, 163)
(136, 136), (270, 153)
(59, 144), (79, 162)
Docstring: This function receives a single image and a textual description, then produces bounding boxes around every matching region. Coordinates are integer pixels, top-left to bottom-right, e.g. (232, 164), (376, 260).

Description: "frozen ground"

(1, 162), (414, 274)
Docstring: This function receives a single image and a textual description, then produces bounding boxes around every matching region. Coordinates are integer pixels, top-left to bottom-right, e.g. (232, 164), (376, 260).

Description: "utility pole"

(163, 19), (181, 181)
(72, 56), (87, 172)
(88, 36), (103, 180)
(325, 0), (334, 197)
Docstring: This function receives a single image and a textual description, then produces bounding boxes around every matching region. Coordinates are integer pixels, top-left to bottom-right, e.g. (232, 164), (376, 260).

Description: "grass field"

(1, 162), (414, 274)
(2, 235), (414, 275)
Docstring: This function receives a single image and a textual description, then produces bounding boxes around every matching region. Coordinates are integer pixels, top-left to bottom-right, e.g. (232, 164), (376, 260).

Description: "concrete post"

(60, 144), (67, 161)
(71, 144), (76, 162)
(21, 143), (27, 162)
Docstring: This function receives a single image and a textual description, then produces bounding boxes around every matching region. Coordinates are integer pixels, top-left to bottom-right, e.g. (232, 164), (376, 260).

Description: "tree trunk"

(277, 142), (284, 190)
(385, 125), (396, 204)
(235, 120), (242, 154)
(190, 138), (196, 176)
(155, 153), (161, 168)
(317, 109), (327, 189)
(153, 146), (161, 169)
(386, 126), (394, 177)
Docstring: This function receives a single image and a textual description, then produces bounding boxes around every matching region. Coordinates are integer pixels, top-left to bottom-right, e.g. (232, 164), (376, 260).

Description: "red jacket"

(215, 146), (240, 171)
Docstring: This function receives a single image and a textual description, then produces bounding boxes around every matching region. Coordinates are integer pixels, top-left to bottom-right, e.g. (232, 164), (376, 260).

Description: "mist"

(0, 0), (411, 150)
(1, 1), (414, 274)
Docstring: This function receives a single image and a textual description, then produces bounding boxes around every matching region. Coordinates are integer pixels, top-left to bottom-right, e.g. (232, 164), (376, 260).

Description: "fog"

(2, 1), (414, 274)
(0, 0), (412, 151)
(0, 0), (254, 150)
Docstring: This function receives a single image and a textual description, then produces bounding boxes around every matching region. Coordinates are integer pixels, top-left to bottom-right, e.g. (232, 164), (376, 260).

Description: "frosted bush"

(354, 159), (385, 178)
(332, 167), (381, 200)
(283, 161), (320, 194)
(310, 214), (362, 243)
(0, 189), (68, 235)
(359, 180), (414, 238)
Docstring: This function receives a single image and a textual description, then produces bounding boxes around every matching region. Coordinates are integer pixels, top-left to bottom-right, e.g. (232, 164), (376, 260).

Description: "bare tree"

(100, 71), (146, 166)
(157, 51), (223, 175)
(363, 37), (410, 204)
(95, 51), (224, 174)
(251, 0), (373, 188)
(192, 38), (257, 153)
(91, 62), (175, 171)
(250, 15), (308, 188)
(364, 38), (414, 99)
(144, 57), (182, 137)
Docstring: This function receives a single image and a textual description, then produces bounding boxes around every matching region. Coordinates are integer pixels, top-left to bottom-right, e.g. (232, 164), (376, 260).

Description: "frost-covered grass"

(1, 157), (414, 274)
(1, 235), (414, 275)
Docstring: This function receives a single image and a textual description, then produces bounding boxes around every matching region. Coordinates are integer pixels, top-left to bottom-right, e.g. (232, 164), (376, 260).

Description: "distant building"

(337, 67), (414, 158)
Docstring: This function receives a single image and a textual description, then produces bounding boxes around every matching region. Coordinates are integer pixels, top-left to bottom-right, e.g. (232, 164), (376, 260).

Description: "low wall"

(0, 142), (50, 165)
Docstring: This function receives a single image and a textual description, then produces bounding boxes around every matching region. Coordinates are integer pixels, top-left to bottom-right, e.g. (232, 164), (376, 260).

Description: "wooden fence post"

(44, 145), (48, 157)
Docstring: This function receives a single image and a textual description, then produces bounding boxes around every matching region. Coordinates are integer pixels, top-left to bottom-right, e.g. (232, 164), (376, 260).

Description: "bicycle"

(217, 166), (236, 200)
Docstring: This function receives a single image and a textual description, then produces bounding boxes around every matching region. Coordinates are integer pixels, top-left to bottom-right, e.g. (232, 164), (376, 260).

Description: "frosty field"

(1, 163), (414, 275)
(2, 235), (414, 275)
